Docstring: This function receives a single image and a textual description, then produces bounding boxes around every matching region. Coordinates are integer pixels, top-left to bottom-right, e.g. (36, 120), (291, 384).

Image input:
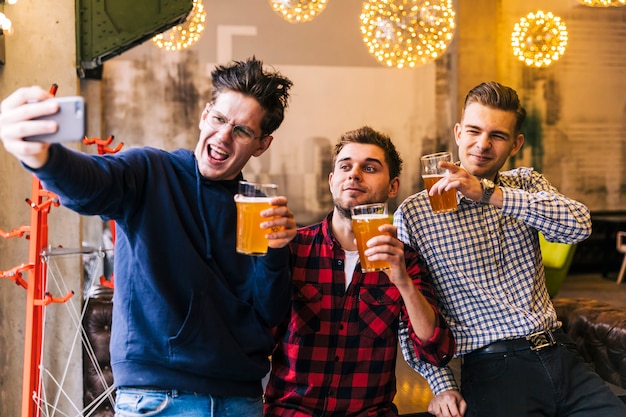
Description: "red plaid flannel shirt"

(264, 212), (455, 417)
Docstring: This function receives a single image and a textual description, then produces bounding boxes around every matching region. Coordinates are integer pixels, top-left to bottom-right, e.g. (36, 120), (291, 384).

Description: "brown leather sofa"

(82, 285), (115, 417)
(552, 297), (626, 389)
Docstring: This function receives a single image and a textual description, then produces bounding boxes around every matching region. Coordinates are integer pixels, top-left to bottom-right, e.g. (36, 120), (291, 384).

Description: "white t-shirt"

(344, 249), (359, 289)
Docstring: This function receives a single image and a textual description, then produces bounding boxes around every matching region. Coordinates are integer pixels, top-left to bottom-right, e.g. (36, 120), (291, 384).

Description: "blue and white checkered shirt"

(394, 167), (592, 395)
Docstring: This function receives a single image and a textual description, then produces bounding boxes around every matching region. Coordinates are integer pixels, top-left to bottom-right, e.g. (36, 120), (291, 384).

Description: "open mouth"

(209, 144), (228, 162)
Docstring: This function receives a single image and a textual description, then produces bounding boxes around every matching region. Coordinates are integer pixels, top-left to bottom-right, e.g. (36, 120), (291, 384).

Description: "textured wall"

(103, 0), (626, 220)
(0, 1), (83, 416)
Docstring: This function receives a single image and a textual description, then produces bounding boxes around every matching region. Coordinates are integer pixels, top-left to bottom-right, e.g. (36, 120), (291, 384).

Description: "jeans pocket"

(115, 389), (170, 416)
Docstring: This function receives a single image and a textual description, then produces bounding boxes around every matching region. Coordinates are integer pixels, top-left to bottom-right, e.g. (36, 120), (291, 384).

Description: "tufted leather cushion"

(82, 286), (115, 417)
(552, 297), (626, 388)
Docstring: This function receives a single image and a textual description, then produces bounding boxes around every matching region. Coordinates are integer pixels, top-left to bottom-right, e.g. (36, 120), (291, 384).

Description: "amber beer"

(421, 152), (458, 214)
(235, 196), (273, 255)
(351, 203), (391, 273)
(235, 181), (279, 256)
(423, 174), (458, 214)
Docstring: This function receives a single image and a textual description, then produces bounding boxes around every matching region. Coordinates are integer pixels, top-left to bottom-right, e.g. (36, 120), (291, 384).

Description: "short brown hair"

(332, 126), (403, 180)
(463, 81), (526, 134)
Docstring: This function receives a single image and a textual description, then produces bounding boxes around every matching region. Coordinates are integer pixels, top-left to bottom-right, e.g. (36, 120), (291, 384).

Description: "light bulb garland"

(579, 0), (625, 6)
(151, 0), (206, 51)
(360, 0), (456, 69)
(269, 0), (328, 23)
(511, 10), (568, 68)
(0, 12), (12, 35)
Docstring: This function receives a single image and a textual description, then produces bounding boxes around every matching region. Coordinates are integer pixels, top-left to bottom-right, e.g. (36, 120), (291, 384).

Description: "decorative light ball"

(360, 0), (456, 69)
(511, 11), (568, 68)
(579, 0), (625, 6)
(269, 0), (328, 23)
(151, 0), (206, 51)
(0, 12), (13, 35)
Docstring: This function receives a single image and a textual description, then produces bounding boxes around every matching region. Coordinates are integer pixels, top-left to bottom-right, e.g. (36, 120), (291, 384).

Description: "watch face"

(480, 178), (495, 204)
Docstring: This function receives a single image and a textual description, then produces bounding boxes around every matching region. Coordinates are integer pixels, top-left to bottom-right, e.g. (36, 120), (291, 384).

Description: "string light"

(0, 13), (12, 36)
(151, 0), (206, 51)
(269, 0), (328, 23)
(511, 11), (568, 68)
(579, 0), (625, 6)
(0, 0), (16, 36)
(360, 0), (456, 69)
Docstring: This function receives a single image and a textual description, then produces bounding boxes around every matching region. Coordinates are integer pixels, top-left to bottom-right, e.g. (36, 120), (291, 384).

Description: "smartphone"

(23, 96), (86, 143)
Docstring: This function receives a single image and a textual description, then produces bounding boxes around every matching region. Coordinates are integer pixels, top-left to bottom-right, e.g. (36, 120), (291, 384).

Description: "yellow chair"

(539, 233), (577, 298)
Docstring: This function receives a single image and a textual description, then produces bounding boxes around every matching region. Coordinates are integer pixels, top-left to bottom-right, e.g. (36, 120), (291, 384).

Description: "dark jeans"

(460, 336), (626, 417)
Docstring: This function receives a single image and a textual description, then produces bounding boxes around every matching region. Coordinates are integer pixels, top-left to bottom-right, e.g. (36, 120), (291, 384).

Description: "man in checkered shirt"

(264, 126), (455, 416)
(395, 82), (626, 417)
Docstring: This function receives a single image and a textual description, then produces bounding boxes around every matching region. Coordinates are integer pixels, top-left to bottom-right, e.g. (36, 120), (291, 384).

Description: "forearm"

(399, 323), (458, 394)
(502, 187), (591, 242)
(253, 246), (292, 327)
(397, 281), (436, 341)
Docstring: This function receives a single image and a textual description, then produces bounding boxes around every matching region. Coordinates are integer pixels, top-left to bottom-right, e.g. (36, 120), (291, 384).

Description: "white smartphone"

(24, 96), (86, 143)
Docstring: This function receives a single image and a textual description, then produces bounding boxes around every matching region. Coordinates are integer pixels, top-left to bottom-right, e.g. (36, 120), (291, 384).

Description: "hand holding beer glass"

(235, 181), (281, 256)
(421, 152), (458, 214)
(351, 203), (391, 273)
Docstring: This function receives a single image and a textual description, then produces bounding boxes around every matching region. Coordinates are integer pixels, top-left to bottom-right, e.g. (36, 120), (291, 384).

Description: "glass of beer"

(421, 152), (457, 214)
(235, 181), (279, 256)
(351, 203), (391, 273)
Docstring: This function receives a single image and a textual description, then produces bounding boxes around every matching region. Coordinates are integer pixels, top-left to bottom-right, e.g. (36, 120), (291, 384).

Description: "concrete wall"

(0, 1), (83, 415)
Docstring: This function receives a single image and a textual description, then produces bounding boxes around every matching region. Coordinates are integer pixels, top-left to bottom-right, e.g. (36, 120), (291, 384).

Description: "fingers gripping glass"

(203, 106), (264, 144)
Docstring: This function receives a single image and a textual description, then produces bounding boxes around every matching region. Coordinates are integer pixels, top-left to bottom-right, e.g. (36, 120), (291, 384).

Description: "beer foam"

(234, 196), (273, 203)
(351, 213), (389, 221)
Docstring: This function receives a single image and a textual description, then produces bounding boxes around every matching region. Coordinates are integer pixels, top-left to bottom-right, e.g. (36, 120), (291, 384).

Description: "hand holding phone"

(23, 96), (86, 143)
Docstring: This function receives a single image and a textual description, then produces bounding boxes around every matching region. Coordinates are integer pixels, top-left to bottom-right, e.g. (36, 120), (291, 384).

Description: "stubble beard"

(333, 197), (381, 220)
(333, 198), (353, 220)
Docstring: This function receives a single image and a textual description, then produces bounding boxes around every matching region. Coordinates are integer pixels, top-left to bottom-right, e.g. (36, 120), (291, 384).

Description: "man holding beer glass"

(264, 126), (455, 416)
(0, 58), (297, 416)
(395, 82), (626, 417)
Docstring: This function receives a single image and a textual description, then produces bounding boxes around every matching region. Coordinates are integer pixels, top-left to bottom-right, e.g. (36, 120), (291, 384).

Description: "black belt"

(466, 329), (566, 358)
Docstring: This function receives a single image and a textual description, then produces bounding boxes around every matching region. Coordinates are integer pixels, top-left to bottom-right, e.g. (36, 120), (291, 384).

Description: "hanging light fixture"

(269, 0), (328, 24)
(511, 10), (568, 69)
(0, 12), (12, 35)
(360, 0), (456, 69)
(151, 0), (206, 51)
(579, 0), (625, 6)
(0, 0), (15, 36)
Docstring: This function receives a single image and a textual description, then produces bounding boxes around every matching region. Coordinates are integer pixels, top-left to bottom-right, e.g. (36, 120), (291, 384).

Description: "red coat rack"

(0, 84), (122, 417)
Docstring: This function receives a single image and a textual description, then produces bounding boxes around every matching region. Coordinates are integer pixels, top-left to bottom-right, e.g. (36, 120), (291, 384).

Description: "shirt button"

(337, 260), (343, 266)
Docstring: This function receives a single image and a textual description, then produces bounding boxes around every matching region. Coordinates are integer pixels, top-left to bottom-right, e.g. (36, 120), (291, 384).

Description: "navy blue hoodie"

(33, 144), (291, 397)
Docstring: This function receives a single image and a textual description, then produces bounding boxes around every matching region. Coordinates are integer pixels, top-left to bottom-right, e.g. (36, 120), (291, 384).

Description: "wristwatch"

(480, 178), (496, 205)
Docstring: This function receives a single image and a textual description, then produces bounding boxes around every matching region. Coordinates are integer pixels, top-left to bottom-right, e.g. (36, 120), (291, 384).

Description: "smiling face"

(329, 143), (399, 219)
(194, 91), (273, 181)
(455, 102), (525, 180)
